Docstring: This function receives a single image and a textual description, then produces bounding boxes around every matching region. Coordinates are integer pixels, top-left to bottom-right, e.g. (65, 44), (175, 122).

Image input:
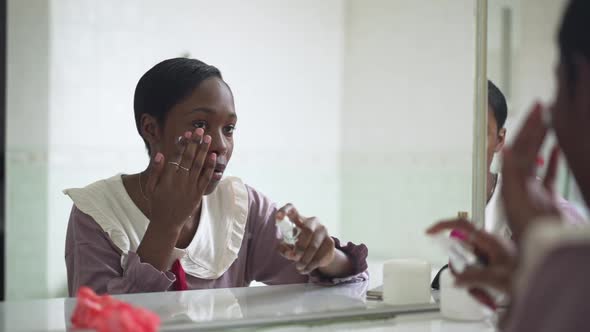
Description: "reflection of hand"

(502, 103), (561, 243)
(276, 204), (336, 275)
(427, 219), (517, 308)
(147, 128), (216, 232)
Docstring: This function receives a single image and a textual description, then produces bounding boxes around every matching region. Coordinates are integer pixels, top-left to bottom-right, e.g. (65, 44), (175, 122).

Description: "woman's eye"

(193, 121), (207, 129)
(224, 125), (236, 135)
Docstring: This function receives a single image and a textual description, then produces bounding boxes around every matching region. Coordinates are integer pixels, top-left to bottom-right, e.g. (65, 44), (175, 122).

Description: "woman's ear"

(495, 128), (507, 153)
(140, 114), (162, 153)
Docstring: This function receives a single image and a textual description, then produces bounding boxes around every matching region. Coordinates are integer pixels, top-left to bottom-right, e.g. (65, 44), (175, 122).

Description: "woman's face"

(487, 107), (506, 174)
(145, 77), (237, 195)
(552, 61), (576, 157)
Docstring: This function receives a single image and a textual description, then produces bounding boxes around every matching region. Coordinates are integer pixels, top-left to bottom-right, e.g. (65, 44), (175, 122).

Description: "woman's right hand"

(145, 128), (216, 232)
(426, 219), (517, 308)
(136, 128), (216, 271)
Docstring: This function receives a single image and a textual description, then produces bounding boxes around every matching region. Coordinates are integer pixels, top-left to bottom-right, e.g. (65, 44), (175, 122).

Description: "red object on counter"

(71, 287), (160, 332)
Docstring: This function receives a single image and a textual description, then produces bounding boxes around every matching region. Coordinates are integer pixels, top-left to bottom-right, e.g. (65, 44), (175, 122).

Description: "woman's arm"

(245, 186), (368, 285)
(65, 206), (176, 296)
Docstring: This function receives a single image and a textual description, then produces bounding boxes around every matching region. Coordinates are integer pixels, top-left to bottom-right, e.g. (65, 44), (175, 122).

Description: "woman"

(484, 80), (583, 241)
(64, 58), (368, 295)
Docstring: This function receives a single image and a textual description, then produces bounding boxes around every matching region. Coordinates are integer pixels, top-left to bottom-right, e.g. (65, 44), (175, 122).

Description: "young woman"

(484, 80), (584, 242)
(64, 58), (368, 295)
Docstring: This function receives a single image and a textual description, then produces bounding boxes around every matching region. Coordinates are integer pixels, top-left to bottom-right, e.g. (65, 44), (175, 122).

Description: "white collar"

(64, 174), (249, 279)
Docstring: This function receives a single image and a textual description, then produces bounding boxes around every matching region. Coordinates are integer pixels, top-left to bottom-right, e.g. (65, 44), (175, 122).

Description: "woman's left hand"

(276, 204), (336, 275)
(502, 103), (561, 243)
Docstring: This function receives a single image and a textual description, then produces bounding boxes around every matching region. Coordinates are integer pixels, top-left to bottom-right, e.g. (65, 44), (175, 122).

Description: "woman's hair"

(488, 79), (507, 131)
(558, 0), (590, 84)
(134, 58), (223, 153)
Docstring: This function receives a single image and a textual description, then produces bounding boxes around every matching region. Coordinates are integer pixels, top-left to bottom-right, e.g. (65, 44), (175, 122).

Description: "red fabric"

(171, 259), (188, 291)
(71, 287), (160, 332)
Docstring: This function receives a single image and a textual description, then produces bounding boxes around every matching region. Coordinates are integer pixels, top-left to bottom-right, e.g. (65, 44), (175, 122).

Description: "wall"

(340, 0), (476, 265)
(5, 0), (51, 300)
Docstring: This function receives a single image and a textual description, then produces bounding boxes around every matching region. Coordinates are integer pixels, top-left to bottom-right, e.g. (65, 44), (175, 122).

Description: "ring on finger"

(178, 165), (190, 172)
(167, 161), (180, 167)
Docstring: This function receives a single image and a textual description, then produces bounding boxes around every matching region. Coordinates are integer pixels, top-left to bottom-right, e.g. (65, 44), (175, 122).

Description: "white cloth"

(484, 174), (512, 239)
(64, 174), (249, 279)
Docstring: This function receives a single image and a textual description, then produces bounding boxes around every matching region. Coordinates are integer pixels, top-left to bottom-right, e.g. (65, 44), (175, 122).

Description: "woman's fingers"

(195, 153), (216, 196)
(276, 203), (296, 221)
(543, 145), (560, 194)
(296, 223), (326, 271)
(426, 218), (475, 235)
(277, 242), (296, 260)
(293, 217), (318, 258)
(178, 128), (204, 174)
(145, 152), (165, 196)
(288, 209), (307, 229)
(162, 132), (191, 184)
(501, 147), (534, 241)
(427, 219), (512, 265)
(455, 265), (513, 293)
(301, 237), (334, 274)
(468, 288), (497, 310)
(510, 103), (548, 174)
(189, 134), (212, 183)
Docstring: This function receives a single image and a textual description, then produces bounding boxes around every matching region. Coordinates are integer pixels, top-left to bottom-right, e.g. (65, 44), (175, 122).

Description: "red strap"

(170, 259), (188, 291)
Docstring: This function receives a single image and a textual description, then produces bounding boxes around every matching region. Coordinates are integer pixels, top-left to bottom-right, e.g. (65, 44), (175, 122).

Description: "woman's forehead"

(172, 78), (235, 117)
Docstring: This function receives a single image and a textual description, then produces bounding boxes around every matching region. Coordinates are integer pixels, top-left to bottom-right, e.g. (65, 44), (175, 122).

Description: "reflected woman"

(484, 80), (584, 241)
(64, 58), (368, 295)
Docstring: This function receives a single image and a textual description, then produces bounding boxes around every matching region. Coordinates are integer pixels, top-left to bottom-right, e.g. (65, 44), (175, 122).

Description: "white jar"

(439, 269), (490, 321)
(382, 258), (431, 306)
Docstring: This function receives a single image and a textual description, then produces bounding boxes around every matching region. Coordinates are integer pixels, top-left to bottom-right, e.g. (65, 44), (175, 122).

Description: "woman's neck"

(487, 172), (498, 203)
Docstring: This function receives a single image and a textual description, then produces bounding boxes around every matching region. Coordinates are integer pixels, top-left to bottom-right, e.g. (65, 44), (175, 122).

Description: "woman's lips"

(212, 171), (223, 181)
(212, 164), (226, 181)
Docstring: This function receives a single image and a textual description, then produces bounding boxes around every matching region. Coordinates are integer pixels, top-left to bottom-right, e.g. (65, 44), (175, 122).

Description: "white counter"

(0, 282), (497, 331)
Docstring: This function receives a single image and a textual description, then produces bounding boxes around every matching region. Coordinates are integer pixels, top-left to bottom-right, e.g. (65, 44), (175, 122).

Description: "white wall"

(340, 0), (476, 266)
(513, 0), (567, 114)
(8, 0), (345, 299)
(6, 0), (51, 300)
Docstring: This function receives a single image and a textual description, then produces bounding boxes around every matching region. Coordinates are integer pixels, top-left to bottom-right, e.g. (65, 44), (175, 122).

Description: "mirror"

(6, 0), (480, 299)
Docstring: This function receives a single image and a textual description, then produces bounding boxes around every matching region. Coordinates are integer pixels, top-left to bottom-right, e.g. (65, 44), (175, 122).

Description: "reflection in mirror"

(58, 283), (369, 330)
(487, 0), (589, 218)
(6, 0), (480, 301)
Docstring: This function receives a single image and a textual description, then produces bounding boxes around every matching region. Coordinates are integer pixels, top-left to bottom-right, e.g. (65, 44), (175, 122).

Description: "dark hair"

(558, 0), (590, 83)
(488, 80), (507, 131)
(134, 58), (223, 153)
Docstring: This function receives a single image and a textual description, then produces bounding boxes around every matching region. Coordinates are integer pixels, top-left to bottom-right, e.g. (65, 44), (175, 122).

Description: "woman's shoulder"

(63, 174), (140, 235)
(215, 176), (273, 210)
(63, 174), (124, 200)
(244, 183), (276, 214)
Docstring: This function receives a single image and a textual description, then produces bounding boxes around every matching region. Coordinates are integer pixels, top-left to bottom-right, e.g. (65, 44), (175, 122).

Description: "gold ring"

(179, 165), (190, 172)
(167, 161), (180, 167)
